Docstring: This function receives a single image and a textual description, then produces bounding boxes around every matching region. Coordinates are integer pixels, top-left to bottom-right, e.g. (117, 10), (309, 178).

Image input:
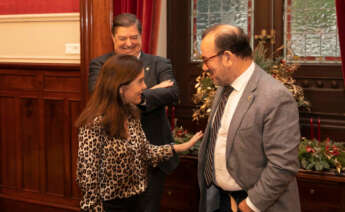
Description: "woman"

(75, 55), (203, 212)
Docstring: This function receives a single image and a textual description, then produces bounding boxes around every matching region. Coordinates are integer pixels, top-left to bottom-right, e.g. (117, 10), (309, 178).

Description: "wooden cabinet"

(160, 155), (199, 212)
(161, 157), (345, 212)
(297, 171), (345, 212)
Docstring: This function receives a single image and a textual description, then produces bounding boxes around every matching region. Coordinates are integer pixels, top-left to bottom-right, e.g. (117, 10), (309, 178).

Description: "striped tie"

(204, 86), (233, 187)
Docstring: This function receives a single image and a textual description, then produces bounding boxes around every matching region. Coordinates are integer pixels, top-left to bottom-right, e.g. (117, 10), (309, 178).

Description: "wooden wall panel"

(70, 101), (81, 199)
(0, 97), (17, 189)
(0, 73), (40, 91)
(295, 64), (345, 142)
(20, 98), (40, 192)
(0, 64), (81, 212)
(44, 99), (66, 196)
(44, 75), (80, 93)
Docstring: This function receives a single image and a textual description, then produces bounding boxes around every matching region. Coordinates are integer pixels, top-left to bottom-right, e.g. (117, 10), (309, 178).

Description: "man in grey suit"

(88, 13), (179, 212)
(197, 24), (301, 212)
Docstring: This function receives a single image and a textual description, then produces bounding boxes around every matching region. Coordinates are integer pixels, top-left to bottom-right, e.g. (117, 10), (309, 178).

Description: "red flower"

(306, 146), (315, 153)
(175, 129), (184, 137)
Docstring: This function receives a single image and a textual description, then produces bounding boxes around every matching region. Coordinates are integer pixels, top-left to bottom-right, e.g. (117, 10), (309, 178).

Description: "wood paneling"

(70, 101), (81, 199)
(0, 73), (40, 91)
(0, 97), (17, 189)
(295, 64), (345, 141)
(160, 156), (199, 212)
(45, 100), (66, 196)
(297, 171), (345, 212)
(21, 98), (40, 192)
(80, 0), (113, 103)
(0, 63), (81, 211)
(0, 198), (78, 212)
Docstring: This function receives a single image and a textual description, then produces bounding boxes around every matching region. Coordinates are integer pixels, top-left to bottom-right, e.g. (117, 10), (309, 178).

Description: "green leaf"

(301, 158), (308, 169)
(315, 161), (323, 171)
(306, 162), (314, 170)
(320, 160), (330, 170)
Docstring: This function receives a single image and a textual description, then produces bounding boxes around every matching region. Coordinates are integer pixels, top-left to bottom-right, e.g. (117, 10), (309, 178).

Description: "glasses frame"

(202, 50), (225, 67)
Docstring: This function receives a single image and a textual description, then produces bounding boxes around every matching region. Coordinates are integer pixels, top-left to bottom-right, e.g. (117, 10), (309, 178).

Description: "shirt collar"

(230, 61), (255, 92)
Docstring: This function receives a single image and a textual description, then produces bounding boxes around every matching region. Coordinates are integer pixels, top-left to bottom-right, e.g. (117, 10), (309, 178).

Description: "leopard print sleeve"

(133, 119), (174, 167)
(146, 142), (174, 167)
(76, 121), (104, 212)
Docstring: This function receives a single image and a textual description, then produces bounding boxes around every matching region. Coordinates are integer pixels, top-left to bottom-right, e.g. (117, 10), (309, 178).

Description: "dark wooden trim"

(0, 194), (79, 211)
(0, 63), (80, 71)
(80, 0), (113, 105)
(80, 0), (91, 106)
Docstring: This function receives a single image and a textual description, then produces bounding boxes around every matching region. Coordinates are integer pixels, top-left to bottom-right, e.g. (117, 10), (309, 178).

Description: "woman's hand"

(173, 131), (203, 153)
(150, 80), (174, 89)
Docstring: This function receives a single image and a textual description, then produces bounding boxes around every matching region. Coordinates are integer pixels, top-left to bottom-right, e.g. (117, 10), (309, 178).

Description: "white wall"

(0, 13), (80, 63)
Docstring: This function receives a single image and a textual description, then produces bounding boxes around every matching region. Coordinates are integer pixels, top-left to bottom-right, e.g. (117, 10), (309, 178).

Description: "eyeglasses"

(202, 50), (225, 67)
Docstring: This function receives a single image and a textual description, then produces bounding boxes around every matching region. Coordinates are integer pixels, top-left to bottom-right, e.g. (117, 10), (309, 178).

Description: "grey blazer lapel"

(226, 67), (261, 153)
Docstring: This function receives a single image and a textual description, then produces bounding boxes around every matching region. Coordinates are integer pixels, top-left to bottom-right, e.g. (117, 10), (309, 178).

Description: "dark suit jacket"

(88, 52), (179, 174)
(198, 65), (301, 212)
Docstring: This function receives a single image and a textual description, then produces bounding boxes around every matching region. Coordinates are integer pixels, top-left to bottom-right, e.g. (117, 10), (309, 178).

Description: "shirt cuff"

(169, 143), (176, 155)
(246, 197), (261, 212)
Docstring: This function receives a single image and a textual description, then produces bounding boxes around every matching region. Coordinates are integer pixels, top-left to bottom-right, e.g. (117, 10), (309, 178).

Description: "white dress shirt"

(213, 62), (260, 212)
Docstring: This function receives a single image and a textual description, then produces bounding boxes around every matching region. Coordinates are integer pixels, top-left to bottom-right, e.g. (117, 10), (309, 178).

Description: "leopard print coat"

(76, 117), (174, 211)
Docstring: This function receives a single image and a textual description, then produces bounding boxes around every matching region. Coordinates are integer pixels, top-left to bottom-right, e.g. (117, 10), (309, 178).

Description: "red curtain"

(113, 0), (161, 54)
(336, 0), (345, 87)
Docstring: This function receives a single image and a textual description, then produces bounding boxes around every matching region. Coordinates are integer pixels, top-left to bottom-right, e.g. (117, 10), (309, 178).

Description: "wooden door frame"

(80, 0), (114, 105)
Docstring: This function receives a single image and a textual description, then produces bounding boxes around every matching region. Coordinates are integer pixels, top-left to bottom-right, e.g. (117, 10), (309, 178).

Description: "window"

(284, 0), (341, 63)
(191, 0), (254, 61)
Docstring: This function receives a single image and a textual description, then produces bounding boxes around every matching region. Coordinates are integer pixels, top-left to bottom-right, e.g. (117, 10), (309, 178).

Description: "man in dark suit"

(197, 24), (301, 212)
(88, 13), (179, 212)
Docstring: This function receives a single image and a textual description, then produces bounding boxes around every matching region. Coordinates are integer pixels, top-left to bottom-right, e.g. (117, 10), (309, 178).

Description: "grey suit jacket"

(88, 52), (179, 174)
(198, 65), (301, 212)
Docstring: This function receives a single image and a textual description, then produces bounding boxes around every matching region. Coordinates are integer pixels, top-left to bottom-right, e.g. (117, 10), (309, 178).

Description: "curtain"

(113, 0), (161, 54)
(336, 0), (345, 87)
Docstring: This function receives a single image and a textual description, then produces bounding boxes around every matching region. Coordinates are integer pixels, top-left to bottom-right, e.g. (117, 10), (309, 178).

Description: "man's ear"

(111, 35), (115, 46)
(223, 50), (232, 66)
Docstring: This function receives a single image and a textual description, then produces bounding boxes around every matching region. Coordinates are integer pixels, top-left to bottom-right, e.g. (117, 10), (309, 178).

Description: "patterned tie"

(204, 86), (233, 187)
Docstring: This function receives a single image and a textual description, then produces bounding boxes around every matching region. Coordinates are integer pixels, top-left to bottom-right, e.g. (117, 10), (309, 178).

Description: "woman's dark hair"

(75, 54), (143, 138)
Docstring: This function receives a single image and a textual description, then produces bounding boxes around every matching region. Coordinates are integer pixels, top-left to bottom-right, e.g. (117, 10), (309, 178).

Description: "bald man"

(197, 24), (301, 212)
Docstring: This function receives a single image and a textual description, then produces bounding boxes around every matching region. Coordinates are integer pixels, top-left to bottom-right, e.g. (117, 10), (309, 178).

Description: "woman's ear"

(119, 86), (127, 104)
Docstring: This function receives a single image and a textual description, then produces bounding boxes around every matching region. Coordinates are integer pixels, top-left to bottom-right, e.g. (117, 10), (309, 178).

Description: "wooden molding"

(0, 13), (79, 23)
(0, 62), (80, 70)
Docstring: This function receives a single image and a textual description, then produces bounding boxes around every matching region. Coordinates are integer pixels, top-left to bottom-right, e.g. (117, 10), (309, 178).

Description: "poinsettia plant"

(299, 137), (345, 174)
